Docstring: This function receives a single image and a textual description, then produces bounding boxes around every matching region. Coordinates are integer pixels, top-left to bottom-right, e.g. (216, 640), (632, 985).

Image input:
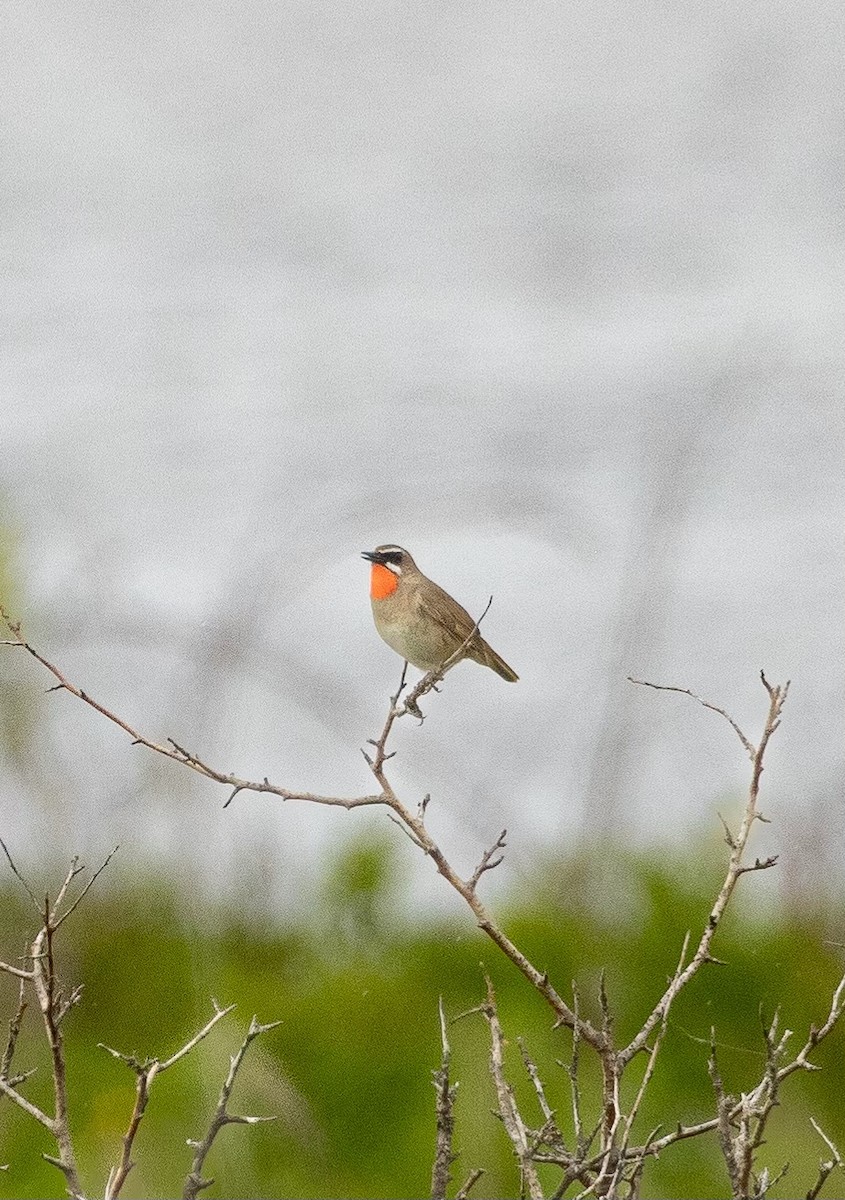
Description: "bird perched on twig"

(361, 544), (518, 683)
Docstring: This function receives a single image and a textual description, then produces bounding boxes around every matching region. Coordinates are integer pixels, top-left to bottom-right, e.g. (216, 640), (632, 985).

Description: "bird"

(361, 544), (518, 682)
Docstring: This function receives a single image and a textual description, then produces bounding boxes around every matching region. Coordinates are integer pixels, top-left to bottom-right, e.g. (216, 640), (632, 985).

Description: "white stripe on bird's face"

(376, 546), (405, 575)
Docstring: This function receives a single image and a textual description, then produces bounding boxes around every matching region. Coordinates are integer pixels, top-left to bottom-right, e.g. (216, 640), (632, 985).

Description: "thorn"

(223, 786), (244, 810)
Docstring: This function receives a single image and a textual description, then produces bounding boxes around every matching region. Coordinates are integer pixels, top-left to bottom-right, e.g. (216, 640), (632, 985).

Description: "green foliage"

(0, 838), (843, 1198)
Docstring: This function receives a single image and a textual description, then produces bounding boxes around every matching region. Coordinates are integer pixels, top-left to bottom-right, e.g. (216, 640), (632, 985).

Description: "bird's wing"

(414, 580), (481, 647)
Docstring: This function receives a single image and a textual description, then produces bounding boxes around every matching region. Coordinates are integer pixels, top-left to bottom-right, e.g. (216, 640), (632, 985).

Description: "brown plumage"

(361, 545), (518, 682)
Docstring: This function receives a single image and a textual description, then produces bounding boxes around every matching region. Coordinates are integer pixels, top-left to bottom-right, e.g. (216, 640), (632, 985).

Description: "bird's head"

(361, 545), (416, 599)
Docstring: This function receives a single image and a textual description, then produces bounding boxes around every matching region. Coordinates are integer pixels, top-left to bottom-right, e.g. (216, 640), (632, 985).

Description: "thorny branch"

(483, 975), (545, 1200)
(431, 997), (458, 1200)
(0, 608), (384, 813)
(1, 608), (607, 1055)
(182, 1014), (280, 1200)
(807, 1118), (844, 1200)
(619, 673), (788, 1069)
(4, 610), (843, 1196)
(0, 844), (274, 1200)
(101, 1000), (236, 1200)
(0, 850), (120, 1198)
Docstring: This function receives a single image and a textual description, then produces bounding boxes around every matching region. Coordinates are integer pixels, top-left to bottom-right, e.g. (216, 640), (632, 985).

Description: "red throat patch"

(370, 563), (399, 600)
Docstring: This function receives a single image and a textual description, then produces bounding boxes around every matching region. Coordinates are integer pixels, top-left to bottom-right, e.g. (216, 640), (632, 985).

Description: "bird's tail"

(474, 639), (519, 682)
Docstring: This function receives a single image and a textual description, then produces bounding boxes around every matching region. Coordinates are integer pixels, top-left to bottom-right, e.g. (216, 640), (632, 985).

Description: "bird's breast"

(369, 563), (400, 600)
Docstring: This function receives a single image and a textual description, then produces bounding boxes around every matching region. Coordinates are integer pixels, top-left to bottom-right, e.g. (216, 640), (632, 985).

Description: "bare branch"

(708, 1034), (742, 1199)
(0, 836), (40, 912)
(620, 675), (789, 1068)
(386, 812), (426, 850)
(431, 997), (457, 1200)
(161, 1002), (237, 1073)
(182, 1015), (280, 1200)
(7, 608), (820, 1200)
(483, 976), (544, 1200)
(54, 847), (120, 931)
(363, 705), (606, 1052)
(776, 972), (845, 1086)
(0, 959), (34, 981)
(807, 1118), (844, 1200)
(0, 1074), (54, 1130)
(735, 856), (779, 877)
(51, 857), (84, 918)
(627, 677), (756, 760)
(518, 1037), (555, 1125)
(454, 1167), (485, 1199)
(624, 969), (845, 1175)
(29, 914), (83, 1196)
(0, 977), (28, 1086)
(102, 1002), (240, 1200)
(468, 829), (507, 892)
(0, 610), (386, 812)
(567, 983), (586, 1155)
(608, 933), (690, 1196)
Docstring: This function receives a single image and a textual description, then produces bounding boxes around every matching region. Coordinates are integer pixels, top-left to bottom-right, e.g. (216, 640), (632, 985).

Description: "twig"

(627, 677), (756, 760)
(620, 674), (789, 1069)
(363, 704), (607, 1053)
(607, 933), (690, 1196)
(102, 1001), (237, 1200)
(0, 850), (127, 1198)
(160, 1001), (237, 1071)
(0, 609), (386, 813)
(483, 975), (544, 1200)
(54, 847), (120, 930)
(455, 1167), (485, 1199)
(0, 977), (28, 1085)
(775, 972), (845, 1086)
(182, 1015), (280, 1200)
(468, 830), (508, 892)
(0, 608), (606, 1055)
(0, 1074), (55, 1129)
(30, 911), (83, 1195)
(568, 983), (586, 1155)
(807, 1118), (844, 1200)
(0, 837), (40, 912)
(518, 1037), (554, 1125)
(708, 1034), (741, 1199)
(0, 958), (34, 982)
(431, 997), (457, 1200)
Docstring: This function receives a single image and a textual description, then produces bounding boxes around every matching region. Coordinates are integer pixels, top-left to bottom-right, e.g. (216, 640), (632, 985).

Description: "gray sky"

(2, 0), (843, 911)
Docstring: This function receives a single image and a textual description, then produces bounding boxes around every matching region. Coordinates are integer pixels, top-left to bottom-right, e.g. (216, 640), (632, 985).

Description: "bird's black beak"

(361, 550), (380, 564)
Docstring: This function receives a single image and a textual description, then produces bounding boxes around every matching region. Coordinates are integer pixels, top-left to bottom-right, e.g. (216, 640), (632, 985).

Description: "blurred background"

(1, 0), (843, 1195)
